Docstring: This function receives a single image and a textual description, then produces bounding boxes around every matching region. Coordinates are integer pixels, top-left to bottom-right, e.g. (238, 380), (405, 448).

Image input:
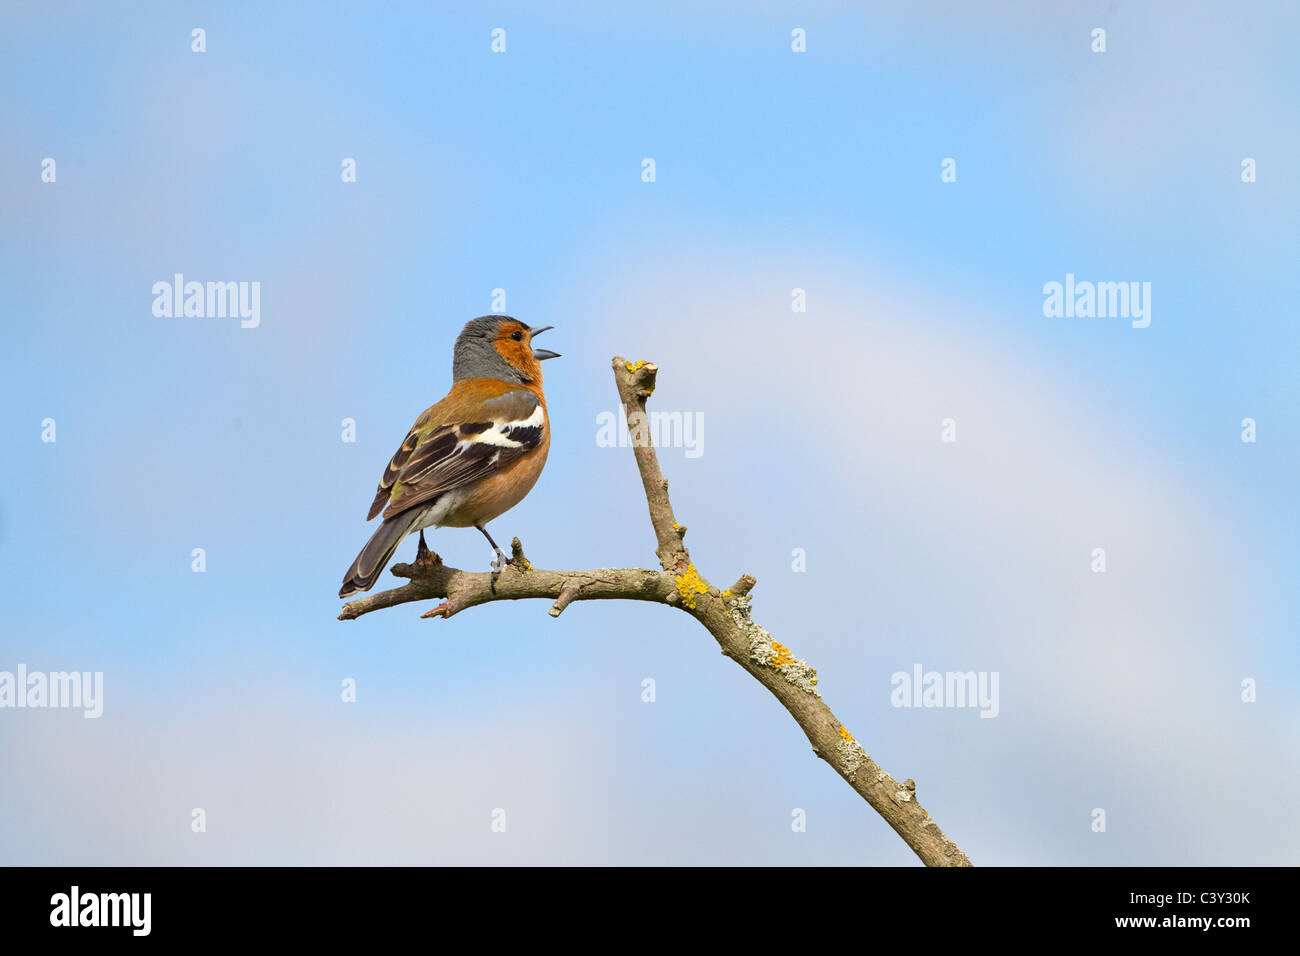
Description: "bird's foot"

(489, 547), (509, 590)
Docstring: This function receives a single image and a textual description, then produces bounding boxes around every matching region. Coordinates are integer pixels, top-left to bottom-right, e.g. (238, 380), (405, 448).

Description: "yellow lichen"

(839, 726), (855, 743)
(625, 360), (655, 394)
(721, 589), (732, 599)
(770, 641), (795, 669)
(674, 564), (708, 609)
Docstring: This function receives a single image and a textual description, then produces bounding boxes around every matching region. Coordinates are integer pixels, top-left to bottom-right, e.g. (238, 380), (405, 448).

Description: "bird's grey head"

(451, 315), (559, 384)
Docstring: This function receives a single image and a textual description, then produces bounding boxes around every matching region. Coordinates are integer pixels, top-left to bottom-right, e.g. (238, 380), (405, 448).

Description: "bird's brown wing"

(366, 410), (436, 520)
(368, 386), (544, 521)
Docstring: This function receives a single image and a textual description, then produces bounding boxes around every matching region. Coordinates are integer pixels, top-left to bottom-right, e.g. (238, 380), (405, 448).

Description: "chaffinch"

(339, 315), (559, 598)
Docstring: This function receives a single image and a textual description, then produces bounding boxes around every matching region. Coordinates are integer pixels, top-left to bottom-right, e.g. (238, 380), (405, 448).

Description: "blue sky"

(1, 1), (1296, 864)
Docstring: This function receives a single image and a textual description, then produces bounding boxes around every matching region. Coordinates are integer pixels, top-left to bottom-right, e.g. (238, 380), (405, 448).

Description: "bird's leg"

(476, 523), (509, 587)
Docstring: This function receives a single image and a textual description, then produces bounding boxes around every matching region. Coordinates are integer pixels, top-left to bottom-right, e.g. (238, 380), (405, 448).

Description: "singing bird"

(339, 316), (559, 599)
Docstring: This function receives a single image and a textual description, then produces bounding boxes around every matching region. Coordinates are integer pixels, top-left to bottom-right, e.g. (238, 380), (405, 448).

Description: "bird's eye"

(510, 330), (524, 341)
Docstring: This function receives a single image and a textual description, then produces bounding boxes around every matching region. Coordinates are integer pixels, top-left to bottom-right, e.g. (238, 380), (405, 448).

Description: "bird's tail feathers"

(339, 511), (421, 599)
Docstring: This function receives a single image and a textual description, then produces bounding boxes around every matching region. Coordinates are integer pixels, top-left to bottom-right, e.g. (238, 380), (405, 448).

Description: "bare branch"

(549, 584), (580, 618)
(729, 573), (757, 599)
(339, 547), (674, 621)
(611, 358), (689, 572)
(337, 356), (973, 867)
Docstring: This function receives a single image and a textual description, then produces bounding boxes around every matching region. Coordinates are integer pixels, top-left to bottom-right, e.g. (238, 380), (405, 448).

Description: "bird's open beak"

(530, 326), (560, 360)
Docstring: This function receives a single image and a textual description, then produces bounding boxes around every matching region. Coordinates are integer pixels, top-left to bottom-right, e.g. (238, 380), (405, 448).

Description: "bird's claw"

(489, 547), (508, 590)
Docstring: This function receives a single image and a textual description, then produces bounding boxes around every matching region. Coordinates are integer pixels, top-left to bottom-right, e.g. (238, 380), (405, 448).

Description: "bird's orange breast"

(436, 426), (551, 528)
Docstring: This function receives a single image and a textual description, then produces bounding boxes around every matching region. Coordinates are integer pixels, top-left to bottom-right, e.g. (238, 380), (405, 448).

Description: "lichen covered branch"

(338, 355), (972, 867)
